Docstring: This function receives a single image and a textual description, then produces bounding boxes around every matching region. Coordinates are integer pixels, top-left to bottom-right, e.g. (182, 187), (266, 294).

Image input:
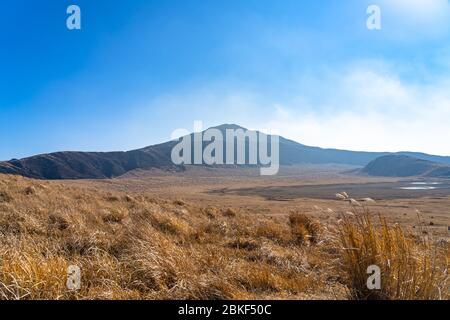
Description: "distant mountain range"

(361, 155), (450, 178)
(1, 124), (450, 180)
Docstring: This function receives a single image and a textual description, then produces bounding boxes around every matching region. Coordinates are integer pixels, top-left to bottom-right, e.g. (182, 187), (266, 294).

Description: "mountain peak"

(208, 124), (248, 131)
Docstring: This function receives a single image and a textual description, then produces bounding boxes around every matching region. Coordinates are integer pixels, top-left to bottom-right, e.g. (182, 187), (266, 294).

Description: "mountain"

(1, 124), (450, 180)
(361, 155), (450, 178)
(0, 143), (179, 180)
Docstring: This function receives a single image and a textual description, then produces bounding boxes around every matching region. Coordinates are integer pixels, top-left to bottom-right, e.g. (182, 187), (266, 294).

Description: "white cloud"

(262, 66), (450, 155)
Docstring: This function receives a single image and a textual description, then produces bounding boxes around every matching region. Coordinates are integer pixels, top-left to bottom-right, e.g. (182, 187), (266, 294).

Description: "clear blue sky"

(1, 0), (450, 159)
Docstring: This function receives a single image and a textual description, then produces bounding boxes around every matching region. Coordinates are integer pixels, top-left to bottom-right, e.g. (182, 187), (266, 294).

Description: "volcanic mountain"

(361, 155), (450, 178)
(1, 124), (450, 180)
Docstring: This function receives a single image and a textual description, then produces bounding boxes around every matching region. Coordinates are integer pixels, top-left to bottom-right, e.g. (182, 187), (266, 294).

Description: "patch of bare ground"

(0, 174), (447, 300)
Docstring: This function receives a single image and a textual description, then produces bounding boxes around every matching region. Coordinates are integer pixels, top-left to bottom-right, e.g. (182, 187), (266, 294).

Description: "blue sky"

(1, 0), (450, 159)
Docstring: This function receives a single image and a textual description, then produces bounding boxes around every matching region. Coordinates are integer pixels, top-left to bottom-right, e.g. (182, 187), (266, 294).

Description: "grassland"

(0, 172), (448, 300)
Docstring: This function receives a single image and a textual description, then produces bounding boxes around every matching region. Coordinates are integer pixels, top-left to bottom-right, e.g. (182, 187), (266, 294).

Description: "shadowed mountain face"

(362, 155), (450, 178)
(1, 124), (450, 180)
(0, 143), (178, 180)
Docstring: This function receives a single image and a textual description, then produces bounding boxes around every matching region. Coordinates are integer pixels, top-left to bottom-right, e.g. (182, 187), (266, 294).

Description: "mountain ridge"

(361, 155), (450, 178)
(1, 124), (450, 180)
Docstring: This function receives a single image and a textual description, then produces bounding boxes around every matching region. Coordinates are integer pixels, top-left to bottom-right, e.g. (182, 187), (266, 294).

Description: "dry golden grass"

(337, 208), (449, 300)
(0, 174), (447, 300)
(289, 212), (323, 245)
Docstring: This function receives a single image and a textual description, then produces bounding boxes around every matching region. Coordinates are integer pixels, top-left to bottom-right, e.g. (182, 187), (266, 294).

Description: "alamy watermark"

(67, 265), (81, 291)
(367, 4), (382, 30)
(170, 122), (280, 176)
(66, 5), (81, 30)
(367, 264), (381, 290)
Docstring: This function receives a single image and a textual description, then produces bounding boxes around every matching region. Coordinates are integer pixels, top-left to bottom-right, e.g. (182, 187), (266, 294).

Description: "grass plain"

(0, 165), (448, 300)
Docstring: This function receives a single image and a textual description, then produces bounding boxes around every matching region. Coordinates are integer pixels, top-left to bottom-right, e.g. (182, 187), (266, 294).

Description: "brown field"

(0, 165), (448, 300)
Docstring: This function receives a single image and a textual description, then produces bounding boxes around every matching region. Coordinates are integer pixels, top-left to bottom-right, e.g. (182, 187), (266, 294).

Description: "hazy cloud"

(263, 65), (450, 155)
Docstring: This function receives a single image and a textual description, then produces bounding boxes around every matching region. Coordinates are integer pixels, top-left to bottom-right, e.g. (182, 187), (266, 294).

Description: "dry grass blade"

(338, 209), (448, 300)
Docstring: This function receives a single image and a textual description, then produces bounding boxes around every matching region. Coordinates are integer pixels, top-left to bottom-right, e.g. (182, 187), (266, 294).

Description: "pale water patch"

(400, 186), (437, 190)
(398, 182), (444, 190)
(410, 182), (442, 185)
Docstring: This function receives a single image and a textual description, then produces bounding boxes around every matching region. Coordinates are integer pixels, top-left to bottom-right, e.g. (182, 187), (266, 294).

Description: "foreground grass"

(0, 174), (447, 300)
(338, 208), (448, 300)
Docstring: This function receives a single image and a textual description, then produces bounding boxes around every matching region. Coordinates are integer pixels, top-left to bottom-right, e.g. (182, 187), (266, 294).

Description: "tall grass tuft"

(338, 208), (448, 300)
(289, 213), (322, 245)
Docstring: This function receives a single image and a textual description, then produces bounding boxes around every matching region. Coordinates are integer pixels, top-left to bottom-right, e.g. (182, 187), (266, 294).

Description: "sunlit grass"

(338, 207), (449, 300)
(0, 174), (447, 300)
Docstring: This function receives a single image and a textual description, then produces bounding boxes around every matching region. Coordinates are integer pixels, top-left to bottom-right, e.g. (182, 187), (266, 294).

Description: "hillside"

(1, 124), (450, 180)
(0, 143), (178, 180)
(362, 155), (450, 178)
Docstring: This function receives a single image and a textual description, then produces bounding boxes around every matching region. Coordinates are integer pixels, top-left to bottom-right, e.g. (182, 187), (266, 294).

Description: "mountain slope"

(1, 124), (449, 180)
(362, 155), (450, 178)
(0, 145), (178, 179)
